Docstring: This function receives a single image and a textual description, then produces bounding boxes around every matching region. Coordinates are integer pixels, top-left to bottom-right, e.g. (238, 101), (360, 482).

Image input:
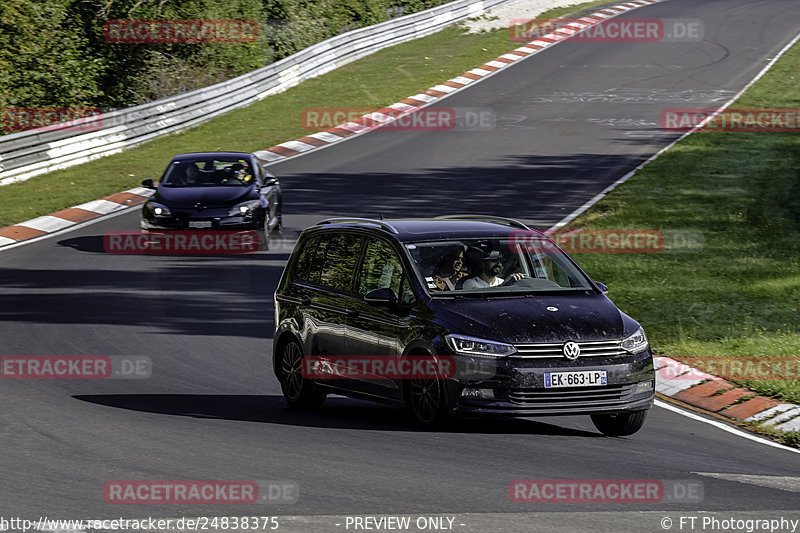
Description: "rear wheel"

(591, 410), (648, 436)
(278, 340), (326, 408)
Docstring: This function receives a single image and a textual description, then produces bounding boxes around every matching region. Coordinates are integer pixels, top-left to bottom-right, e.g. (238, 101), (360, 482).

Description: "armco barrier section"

(0, 0), (519, 186)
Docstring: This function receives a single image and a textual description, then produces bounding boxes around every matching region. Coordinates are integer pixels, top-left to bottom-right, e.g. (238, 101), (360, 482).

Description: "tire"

(259, 210), (271, 251)
(277, 340), (326, 409)
(407, 357), (449, 426)
(591, 409), (648, 437)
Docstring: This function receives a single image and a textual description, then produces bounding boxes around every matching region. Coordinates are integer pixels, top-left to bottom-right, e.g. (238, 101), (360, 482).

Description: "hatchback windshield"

(405, 236), (594, 295)
(161, 159), (255, 187)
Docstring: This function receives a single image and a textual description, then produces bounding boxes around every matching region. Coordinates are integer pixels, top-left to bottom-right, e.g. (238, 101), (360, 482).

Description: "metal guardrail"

(0, 0), (520, 186)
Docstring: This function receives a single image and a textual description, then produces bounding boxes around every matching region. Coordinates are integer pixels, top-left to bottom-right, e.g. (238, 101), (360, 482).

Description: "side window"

(293, 235), (319, 282)
(359, 238), (416, 304)
(307, 234), (331, 285)
(319, 233), (361, 292)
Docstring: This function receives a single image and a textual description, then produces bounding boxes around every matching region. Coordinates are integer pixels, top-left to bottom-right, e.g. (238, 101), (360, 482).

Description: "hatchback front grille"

(511, 339), (624, 359)
(508, 384), (633, 408)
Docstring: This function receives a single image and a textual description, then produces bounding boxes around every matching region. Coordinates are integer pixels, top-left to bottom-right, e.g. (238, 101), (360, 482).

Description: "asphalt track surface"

(1, 0), (800, 531)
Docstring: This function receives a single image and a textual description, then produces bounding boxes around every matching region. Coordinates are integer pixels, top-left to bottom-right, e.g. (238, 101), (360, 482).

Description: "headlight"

(228, 201), (260, 217)
(445, 334), (516, 358)
(147, 202), (171, 217)
(621, 326), (648, 354)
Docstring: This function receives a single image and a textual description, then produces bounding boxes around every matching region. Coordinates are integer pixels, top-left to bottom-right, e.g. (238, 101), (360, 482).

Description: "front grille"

(508, 384), (632, 408)
(512, 339), (624, 359)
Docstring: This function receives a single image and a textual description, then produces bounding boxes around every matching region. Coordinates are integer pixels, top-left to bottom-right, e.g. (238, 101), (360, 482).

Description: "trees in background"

(0, 0), (449, 111)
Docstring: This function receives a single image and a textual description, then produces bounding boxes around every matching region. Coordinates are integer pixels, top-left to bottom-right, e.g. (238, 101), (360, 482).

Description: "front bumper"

(141, 213), (259, 231)
(447, 349), (655, 416)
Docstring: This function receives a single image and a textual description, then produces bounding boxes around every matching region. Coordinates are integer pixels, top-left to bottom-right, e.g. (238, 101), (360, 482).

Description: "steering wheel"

(501, 275), (523, 286)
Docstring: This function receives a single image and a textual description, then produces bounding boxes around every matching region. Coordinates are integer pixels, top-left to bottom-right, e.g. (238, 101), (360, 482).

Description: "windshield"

(161, 158), (255, 187)
(405, 236), (595, 295)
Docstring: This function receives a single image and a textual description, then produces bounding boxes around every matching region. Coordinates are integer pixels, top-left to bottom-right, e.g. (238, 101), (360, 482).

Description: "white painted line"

(655, 400), (800, 455)
(776, 417), (800, 432)
(252, 150), (286, 162)
(18, 215), (75, 233)
(449, 76), (475, 85)
(124, 186), (154, 197)
(0, 236), (17, 246)
(387, 102), (418, 112)
(762, 408), (800, 426)
(77, 199), (129, 215)
(308, 131), (345, 143)
(409, 93), (437, 103)
(498, 53), (523, 61)
(745, 404), (800, 422)
(485, 60), (510, 69)
(430, 84), (459, 93)
(529, 40), (553, 47)
(279, 140), (317, 152)
(336, 121), (371, 133)
(467, 67), (493, 76)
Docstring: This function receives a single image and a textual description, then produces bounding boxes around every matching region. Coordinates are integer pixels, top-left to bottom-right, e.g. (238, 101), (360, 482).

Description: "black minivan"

(273, 216), (654, 436)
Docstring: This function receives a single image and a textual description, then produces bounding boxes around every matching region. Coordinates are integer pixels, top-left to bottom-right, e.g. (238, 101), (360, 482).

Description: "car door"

(295, 232), (365, 390)
(345, 237), (417, 400)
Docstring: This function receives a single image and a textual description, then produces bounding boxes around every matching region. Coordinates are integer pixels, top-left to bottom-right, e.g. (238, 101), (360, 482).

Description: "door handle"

(345, 308), (359, 318)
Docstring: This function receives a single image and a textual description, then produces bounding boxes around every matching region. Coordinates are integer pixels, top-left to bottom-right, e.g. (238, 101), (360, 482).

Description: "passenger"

(462, 248), (525, 289)
(431, 247), (468, 291)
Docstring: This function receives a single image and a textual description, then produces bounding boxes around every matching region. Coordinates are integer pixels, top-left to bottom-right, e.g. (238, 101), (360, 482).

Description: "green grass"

(0, 0), (610, 227)
(567, 40), (800, 406)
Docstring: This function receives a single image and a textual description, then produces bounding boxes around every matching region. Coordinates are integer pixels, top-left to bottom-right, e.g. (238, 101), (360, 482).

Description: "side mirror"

(595, 282), (609, 295)
(141, 179), (156, 189)
(364, 287), (396, 305)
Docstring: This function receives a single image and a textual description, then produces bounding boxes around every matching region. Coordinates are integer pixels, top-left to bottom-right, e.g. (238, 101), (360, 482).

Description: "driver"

(462, 248), (525, 289)
(184, 164), (200, 185)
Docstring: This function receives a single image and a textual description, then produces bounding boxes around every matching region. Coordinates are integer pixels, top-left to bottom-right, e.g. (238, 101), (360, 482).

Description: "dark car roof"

(171, 152), (254, 161)
(312, 217), (548, 242)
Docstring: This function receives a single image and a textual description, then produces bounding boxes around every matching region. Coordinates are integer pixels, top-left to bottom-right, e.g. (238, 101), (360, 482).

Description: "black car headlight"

(621, 326), (649, 354)
(228, 201), (260, 217)
(145, 202), (171, 217)
(446, 334), (516, 358)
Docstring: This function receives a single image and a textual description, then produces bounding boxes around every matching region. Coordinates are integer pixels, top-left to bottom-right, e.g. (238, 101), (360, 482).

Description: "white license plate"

(189, 221), (212, 228)
(544, 370), (607, 388)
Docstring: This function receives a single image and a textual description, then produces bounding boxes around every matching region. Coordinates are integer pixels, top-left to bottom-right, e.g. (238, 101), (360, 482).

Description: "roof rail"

(317, 217), (400, 234)
(433, 215), (532, 231)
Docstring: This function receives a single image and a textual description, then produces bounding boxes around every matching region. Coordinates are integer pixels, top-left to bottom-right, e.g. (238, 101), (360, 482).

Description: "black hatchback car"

(273, 216), (654, 436)
(140, 152), (281, 237)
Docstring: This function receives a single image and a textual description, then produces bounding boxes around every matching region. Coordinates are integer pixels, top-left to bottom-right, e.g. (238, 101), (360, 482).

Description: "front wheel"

(591, 410), (648, 437)
(278, 340), (326, 408)
(407, 358), (449, 426)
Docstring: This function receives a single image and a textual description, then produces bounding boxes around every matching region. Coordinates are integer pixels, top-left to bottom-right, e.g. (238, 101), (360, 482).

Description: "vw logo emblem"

(194, 202), (206, 212)
(547, 306), (558, 312)
(563, 341), (580, 360)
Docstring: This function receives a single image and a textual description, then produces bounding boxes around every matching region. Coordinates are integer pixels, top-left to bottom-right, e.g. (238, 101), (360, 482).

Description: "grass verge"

(0, 0), (609, 227)
(566, 39), (800, 415)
